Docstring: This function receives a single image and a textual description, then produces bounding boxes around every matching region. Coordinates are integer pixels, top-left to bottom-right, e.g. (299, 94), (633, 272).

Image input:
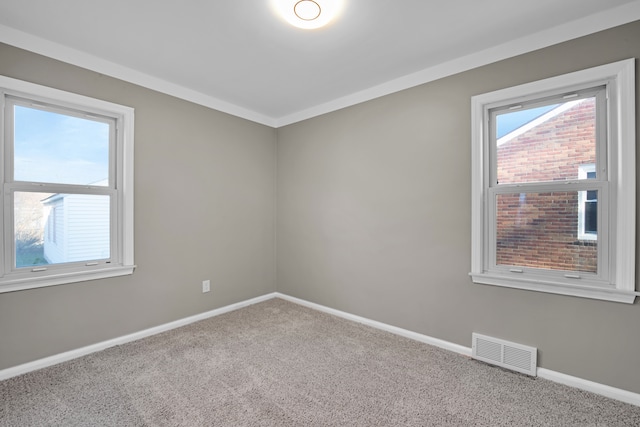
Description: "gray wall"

(0, 43), (277, 370)
(277, 21), (640, 394)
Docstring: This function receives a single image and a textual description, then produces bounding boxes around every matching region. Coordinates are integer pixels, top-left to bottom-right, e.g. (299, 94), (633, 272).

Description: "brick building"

(495, 98), (598, 273)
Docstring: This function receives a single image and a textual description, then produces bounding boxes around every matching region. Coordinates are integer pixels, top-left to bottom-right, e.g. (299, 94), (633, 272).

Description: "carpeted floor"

(2, 298), (640, 426)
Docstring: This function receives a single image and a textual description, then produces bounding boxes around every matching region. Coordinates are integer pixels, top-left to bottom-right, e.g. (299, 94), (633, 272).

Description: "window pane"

(496, 97), (596, 184)
(584, 199), (597, 234)
(14, 192), (48, 268)
(496, 192), (597, 273)
(13, 105), (110, 186)
(14, 192), (110, 268)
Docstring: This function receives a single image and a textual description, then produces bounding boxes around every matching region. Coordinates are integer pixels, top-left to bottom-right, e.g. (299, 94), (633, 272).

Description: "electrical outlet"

(202, 280), (210, 293)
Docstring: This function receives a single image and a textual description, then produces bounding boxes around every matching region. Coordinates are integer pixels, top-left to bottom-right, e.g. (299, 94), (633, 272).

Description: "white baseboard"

(537, 368), (640, 407)
(275, 293), (472, 357)
(2, 290), (639, 407)
(274, 292), (640, 407)
(0, 292), (277, 381)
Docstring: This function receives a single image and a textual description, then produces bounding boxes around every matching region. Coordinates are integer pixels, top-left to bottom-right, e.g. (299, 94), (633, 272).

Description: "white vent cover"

(472, 333), (537, 376)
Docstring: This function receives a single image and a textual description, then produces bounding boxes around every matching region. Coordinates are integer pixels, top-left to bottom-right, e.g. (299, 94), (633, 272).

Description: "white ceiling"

(1, 0), (639, 127)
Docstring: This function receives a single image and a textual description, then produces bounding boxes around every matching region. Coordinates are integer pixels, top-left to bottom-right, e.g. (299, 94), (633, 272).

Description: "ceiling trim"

(275, 1), (640, 126)
(0, 25), (277, 127)
(1, 1), (640, 129)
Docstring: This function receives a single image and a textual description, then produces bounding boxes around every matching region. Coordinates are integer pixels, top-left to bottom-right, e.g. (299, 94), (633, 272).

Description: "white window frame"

(0, 76), (135, 293)
(470, 59), (636, 304)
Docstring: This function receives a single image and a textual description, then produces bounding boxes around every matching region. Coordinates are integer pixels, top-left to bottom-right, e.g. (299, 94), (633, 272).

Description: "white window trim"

(470, 59), (636, 304)
(0, 76), (135, 293)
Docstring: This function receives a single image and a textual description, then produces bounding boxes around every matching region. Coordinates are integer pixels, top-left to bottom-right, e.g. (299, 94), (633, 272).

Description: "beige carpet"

(2, 298), (640, 426)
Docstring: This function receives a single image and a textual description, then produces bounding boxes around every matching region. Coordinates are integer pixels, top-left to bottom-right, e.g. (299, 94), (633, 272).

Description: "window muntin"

(0, 76), (134, 292)
(470, 59), (636, 303)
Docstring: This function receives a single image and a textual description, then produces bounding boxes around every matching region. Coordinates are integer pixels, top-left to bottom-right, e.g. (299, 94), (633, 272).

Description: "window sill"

(0, 265), (136, 293)
(469, 272), (638, 304)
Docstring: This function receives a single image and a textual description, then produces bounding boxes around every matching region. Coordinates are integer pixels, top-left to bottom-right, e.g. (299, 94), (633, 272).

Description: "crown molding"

(2, 1), (639, 128)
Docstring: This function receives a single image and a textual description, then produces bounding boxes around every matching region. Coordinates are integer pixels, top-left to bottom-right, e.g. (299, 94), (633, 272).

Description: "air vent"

(472, 333), (537, 376)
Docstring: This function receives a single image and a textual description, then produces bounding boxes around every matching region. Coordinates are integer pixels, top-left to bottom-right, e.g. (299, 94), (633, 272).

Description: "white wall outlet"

(202, 280), (210, 293)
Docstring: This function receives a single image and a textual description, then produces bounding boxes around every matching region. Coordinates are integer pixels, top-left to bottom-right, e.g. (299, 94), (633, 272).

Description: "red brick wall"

(495, 99), (597, 273)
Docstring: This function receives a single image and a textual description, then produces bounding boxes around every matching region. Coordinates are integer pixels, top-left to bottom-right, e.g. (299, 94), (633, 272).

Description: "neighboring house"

(495, 98), (597, 273)
(42, 182), (110, 265)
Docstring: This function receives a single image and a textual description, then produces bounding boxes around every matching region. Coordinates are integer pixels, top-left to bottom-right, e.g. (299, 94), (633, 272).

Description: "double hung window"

(0, 76), (134, 292)
(470, 59), (636, 303)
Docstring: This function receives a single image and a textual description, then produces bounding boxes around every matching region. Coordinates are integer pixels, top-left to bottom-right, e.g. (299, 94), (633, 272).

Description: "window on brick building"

(578, 164), (597, 240)
(470, 59), (637, 303)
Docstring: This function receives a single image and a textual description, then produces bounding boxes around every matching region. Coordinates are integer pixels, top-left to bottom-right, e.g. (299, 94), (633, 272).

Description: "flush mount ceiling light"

(272, 0), (344, 30)
(295, 1), (321, 21)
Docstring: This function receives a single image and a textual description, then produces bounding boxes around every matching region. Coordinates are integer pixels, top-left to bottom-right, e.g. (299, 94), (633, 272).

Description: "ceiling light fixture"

(272, 0), (344, 30)
(294, 1), (321, 21)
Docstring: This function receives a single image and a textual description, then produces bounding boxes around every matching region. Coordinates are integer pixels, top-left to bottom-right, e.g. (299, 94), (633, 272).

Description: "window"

(578, 164), (597, 241)
(470, 59), (636, 303)
(0, 76), (134, 292)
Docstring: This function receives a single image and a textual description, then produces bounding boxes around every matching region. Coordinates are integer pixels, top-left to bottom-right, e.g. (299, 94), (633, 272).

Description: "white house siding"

(64, 195), (110, 262)
(43, 194), (110, 264)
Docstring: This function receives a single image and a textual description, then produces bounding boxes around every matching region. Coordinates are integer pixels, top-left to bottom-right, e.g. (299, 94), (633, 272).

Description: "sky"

(496, 104), (558, 138)
(13, 105), (110, 186)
